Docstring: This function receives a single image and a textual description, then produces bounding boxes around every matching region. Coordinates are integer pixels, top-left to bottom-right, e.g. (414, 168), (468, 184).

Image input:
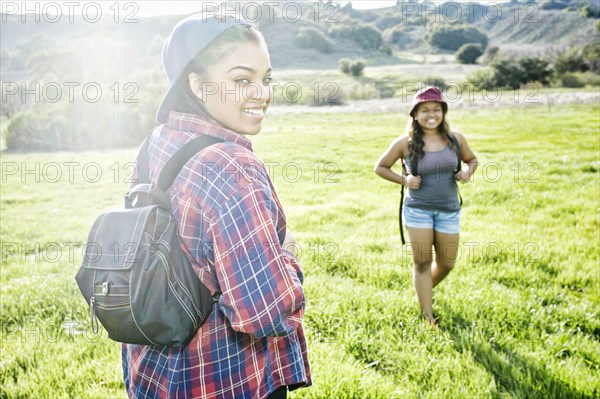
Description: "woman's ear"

(188, 72), (204, 102)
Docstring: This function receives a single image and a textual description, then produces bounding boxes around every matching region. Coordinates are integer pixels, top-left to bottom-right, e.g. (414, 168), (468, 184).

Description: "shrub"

(339, 58), (351, 74)
(329, 25), (354, 40)
(376, 84), (395, 99)
(375, 16), (402, 31)
(466, 68), (498, 91)
(582, 42), (600, 73)
(540, 1), (569, 10)
(491, 59), (525, 89)
(347, 82), (379, 101)
(555, 49), (589, 75)
(349, 60), (366, 77)
(305, 83), (347, 106)
(427, 25), (488, 51)
(581, 4), (600, 17)
(352, 25), (383, 50)
(339, 59), (366, 77)
(329, 23), (383, 50)
(385, 25), (412, 49)
(518, 57), (554, 86)
(480, 46), (500, 66)
(573, 71), (600, 86)
(456, 43), (484, 64)
(560, 73), (585, 88)
(6, 111), (39, 151)
(467, 57), (554, 91)
(295, 27), (334, 54)
(422, 76), (448, 91)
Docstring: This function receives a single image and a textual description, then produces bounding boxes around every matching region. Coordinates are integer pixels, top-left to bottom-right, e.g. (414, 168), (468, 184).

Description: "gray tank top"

(404, 145), (459, 212)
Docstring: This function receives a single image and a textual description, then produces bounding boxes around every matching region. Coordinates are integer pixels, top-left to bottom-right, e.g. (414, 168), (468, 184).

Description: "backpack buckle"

(101, 281), (111, 296)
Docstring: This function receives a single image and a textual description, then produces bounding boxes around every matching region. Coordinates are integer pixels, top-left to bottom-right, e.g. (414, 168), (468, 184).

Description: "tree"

(295, 27), (334, 53)
(467, 68), (498, 91)
(329, 23), (383, 50)
(353, 24), (383, 50)
(339, 59), (366, 77)
(555, 49), (589, 75)
(518, 57), (554, 85)
(349, 60), (366, 77)
(339, 58), (351, 74)
(540, 1), (569, 10)
(583, 42), (600, 73)
(456, 43), (484, 64)
(427, 25), (488, 51)
(480, 46), (500, 65)
(491, 60), (526, 89)
(581, 4), (600, 17)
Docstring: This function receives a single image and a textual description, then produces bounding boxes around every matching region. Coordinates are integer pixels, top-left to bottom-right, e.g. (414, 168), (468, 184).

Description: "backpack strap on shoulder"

(157, 135), (224, 192)
(127, 134), (225, 209)
(136, 136), (151, 185)
(448, 133), (463, 206)
(448, 134), (462, 174)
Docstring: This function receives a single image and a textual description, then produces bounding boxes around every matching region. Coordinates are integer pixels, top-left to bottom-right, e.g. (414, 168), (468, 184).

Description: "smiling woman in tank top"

(374, 86), (478, 327)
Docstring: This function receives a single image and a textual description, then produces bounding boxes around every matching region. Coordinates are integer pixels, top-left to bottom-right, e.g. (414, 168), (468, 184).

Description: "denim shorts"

(402, 206), (460, 234)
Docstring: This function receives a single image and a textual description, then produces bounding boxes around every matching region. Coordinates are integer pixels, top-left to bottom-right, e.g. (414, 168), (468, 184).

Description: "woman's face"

(415, 101), (444, 132)
(190, 40), (272, 136)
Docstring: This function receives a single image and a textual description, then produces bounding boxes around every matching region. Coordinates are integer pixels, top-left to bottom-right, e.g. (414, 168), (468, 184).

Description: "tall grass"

(1, 104), (598, 398)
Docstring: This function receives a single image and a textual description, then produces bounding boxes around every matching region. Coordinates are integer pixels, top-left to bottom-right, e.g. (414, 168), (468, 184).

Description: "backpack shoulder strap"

(448, 133), (462, 173)
(157, 135), (225, 192)
(399, 185), (406, 245)
(136, 136), (151, 185)
(127, 135), (224, 208)
(407, 138), (419, 177)
(448, 133), (463, 206)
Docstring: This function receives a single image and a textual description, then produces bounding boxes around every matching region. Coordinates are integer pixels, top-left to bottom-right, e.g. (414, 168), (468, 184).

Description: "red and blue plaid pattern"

(121, 111), (311, 398)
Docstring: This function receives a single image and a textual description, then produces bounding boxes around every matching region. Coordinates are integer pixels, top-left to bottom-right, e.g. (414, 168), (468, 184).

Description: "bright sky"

(133, 1), (511, 16)
(3, 1), (512, 17)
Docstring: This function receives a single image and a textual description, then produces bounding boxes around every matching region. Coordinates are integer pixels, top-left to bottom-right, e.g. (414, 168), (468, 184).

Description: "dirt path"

(268, 91), (599, 115)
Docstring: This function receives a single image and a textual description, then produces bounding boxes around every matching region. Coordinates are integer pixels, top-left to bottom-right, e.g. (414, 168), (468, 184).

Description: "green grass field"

(1, 104), (599, 398)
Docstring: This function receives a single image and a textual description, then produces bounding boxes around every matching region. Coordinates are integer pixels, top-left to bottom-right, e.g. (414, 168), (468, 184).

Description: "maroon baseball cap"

(409, 86), (448, 117)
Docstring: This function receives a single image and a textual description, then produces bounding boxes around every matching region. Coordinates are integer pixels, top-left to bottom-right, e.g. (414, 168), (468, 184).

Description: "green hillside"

(1, 1), (598, 75)
(1, 1), (598, 151)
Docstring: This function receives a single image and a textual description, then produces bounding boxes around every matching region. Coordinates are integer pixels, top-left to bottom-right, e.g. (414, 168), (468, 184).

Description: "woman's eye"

(235, 78), (250, 85)
(263, 76), (273, 85)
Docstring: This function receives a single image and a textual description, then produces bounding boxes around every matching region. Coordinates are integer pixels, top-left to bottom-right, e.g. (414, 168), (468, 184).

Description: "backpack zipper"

(90, 296), (99, 334)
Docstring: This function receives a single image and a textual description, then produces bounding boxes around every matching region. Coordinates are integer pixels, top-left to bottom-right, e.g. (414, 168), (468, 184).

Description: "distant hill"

(1, 0), (598, 79)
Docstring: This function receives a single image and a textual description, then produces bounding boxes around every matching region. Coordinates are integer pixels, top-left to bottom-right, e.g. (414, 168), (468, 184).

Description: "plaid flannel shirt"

(121, 111), (311, 398)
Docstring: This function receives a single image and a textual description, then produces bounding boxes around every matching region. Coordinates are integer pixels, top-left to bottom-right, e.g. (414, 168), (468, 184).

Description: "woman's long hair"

(407, 105), (455, 166)
(169, 22), (266, 118)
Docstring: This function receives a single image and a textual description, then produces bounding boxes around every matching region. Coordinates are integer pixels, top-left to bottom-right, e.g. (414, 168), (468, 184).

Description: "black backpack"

(399, 134), (462, 245)
(76, 134), (223, 347)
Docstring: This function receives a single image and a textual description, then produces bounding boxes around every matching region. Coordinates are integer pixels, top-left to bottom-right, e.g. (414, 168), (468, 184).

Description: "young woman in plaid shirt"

(121, 13), (311, 399)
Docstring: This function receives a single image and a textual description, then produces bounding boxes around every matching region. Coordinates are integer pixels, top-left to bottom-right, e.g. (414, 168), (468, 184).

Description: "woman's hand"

(405, 174), (421, 189)
(454, 170), (471, 183)
(282, 230), (296, 255)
